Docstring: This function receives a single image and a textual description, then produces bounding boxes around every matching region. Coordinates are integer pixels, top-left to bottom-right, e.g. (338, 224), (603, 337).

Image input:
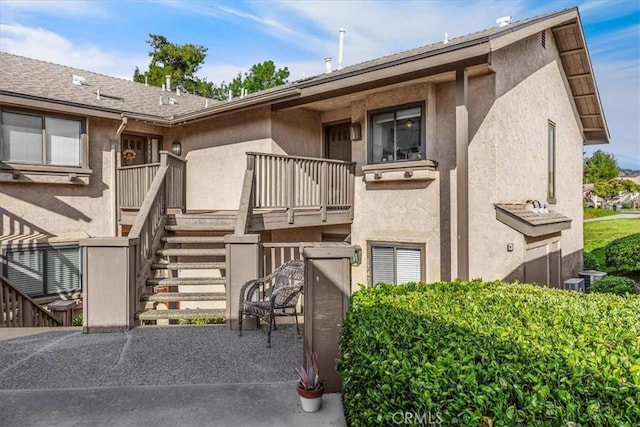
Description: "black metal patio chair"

(238, 259), (304, 347)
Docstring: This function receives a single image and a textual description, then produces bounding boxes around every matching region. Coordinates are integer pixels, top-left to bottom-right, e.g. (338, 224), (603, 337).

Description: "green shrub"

(338, 281), (640, 426)
(605, 233), (640, 273)
(583, 251), (600, 270)
(590, 276), (638, 296)
(72, 314), (83, 326)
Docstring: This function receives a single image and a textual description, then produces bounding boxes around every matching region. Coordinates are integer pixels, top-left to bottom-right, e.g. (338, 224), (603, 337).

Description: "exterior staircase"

(136, 212), (236, 325)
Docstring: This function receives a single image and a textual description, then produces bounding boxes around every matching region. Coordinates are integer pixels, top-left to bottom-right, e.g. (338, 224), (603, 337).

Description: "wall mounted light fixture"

(171, 140), (182, 156)
(350, 123), (362, 141)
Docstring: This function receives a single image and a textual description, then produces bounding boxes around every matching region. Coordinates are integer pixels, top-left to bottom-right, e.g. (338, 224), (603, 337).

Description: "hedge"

(590, 276), (638, 296)
(338, 281), (640, 426)
(583, 251), (600, 270)
(605, 233), (640, 273)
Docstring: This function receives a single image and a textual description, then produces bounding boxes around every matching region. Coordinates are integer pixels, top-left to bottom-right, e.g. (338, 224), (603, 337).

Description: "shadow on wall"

(0, 178), (108, 228)
(0, 208), (53, 244)
(502, 248), (583, 288)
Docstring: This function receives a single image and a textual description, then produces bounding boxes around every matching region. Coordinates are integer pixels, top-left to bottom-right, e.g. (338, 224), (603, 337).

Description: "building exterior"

(1, 8), (608, 327)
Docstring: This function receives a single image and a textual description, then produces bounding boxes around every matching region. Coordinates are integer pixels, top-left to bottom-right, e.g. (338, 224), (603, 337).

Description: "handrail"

(235, 152), (355, 233)
(1, 275), (62, 327)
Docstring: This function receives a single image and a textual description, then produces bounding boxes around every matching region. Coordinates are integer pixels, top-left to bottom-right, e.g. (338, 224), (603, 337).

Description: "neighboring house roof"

(495, 203), (572, 237)
(0, 7), (608, 143)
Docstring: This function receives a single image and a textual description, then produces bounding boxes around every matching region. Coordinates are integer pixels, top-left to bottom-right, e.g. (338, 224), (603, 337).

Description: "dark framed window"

(548, 120), (556, 203)
(1, 110), (84, 167)
(370, 243), (423, 285)
(368, 103), (424, 163)
(3, 246), (82, 298)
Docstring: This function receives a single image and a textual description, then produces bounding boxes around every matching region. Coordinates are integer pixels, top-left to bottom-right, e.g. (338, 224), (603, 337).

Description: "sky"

(1, 0), (638, 169)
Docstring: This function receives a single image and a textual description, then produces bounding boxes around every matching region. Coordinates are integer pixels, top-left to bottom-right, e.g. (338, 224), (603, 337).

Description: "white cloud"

(0, 24), (144, 80)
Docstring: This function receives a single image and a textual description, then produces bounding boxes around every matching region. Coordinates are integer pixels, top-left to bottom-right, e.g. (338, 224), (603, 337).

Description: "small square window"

(370, 244), (423, 285)
(369, 104), (424, 163)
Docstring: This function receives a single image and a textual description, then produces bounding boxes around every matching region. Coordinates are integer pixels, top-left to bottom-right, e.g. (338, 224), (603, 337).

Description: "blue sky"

(1, 0), (638, 169)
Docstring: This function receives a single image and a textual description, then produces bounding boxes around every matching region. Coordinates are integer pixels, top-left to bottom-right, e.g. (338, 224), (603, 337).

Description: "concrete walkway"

(584, 211), (640, 222)
(0, 326), (346, 426)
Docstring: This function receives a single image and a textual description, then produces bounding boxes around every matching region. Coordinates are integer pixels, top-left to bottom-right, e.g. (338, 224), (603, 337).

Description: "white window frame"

(369, 242), (425, 285)
(368, 103), (425, 164)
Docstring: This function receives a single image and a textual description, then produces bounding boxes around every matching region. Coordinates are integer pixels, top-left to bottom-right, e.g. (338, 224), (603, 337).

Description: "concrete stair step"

(161, 236), (225, 244)
(137, 308), (226, 321)
(152, 262), (226, 270)
(142, 292), (226, 302)
(165, 223), (234, 232)
(156, 248), (225, 257)
(147, 277), (226, 286)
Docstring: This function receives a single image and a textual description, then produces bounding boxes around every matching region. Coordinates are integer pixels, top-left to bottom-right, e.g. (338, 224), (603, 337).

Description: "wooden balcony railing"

(117, 151), (186, 211)
(1, 275), (62, 327)
(236, 152), (355, 233)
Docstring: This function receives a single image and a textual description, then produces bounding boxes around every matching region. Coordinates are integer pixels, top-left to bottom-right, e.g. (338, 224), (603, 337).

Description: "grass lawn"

(583, 208), (619, 219)
(584, 218), (640, 273)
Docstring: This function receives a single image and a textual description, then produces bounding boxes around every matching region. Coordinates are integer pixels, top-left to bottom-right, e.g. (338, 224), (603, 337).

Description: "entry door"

(121, 134), (159, 166)
(325, 123), (351, 162)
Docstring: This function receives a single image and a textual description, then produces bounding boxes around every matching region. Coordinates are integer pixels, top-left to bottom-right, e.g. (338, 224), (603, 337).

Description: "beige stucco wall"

(348, 83), (442, 287)
(0, 116), (124, 240)
(178, 107), (323, 211)
(467, 32), (584, 282)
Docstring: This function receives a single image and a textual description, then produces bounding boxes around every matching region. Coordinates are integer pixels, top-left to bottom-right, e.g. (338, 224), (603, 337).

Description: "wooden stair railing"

(127, 151), (186, 307)
(1, 275), (62, 327)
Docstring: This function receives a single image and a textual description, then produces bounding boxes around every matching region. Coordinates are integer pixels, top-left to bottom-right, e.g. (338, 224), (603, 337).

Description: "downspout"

(455, 67), (469, 280)
(111, 116), (128, 236)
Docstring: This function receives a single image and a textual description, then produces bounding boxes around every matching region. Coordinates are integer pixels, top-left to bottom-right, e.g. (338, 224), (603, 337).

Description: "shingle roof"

(296, 8), (575, 87)
(495, 203), (572, 237)
(0, 52), (218, 118)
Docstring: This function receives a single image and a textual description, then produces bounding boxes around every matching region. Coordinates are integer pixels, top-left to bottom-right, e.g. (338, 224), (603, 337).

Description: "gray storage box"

(563, 278), (585, 293)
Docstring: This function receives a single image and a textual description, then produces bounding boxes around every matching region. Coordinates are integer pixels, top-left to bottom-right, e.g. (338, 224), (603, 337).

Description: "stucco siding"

(468, 32), (584, 282)
(0, 116), (119, 239)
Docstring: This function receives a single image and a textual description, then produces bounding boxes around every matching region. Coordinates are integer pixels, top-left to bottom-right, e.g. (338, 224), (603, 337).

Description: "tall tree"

(584, 150), (620, 183)
(212, 60), (289, 101)
(134, 34), (213, 97)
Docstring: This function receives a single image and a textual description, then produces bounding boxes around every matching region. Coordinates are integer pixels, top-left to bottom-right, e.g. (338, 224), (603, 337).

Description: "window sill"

(0, 165), (91, 185)
(362, 160), (438, 183)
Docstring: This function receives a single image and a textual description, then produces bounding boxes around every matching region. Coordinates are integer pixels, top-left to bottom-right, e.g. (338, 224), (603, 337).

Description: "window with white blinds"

(4, 246), (81, 297)
(371, 245), (422, 285)
(1, 111), (83, 166)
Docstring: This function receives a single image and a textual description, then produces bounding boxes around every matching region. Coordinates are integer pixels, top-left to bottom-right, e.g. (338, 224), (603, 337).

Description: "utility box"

(579, 270), (607, 291)
(563, 278), (585, 293)
(303, 244), (355, 394)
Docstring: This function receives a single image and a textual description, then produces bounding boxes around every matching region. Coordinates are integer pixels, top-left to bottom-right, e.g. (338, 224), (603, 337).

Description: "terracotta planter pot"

(297, 384), (324, 412)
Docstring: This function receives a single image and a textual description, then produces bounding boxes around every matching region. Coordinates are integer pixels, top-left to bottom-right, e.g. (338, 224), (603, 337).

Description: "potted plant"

(294, 351), (324, 412)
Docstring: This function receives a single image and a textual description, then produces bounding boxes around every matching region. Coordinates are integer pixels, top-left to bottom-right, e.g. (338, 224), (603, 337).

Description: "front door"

(324, 123), (351, 163)
(121, 134), (160, 166)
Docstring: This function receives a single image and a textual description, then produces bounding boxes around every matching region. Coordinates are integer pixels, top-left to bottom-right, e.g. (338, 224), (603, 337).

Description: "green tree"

(584, 150), (620, 183)
(134, 34), (213, 97)
(212, 60), (289, 101)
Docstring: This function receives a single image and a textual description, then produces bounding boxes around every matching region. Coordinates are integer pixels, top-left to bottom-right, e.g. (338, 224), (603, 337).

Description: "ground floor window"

(370, 244), (423, 285)
(3, 246), (81, 298)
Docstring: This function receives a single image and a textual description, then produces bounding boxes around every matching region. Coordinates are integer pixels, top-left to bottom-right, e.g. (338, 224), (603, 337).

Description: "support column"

(80, 237), (138, 333)
(225, 234), (261, 330)
(455, 67), (469, 280)
(303, 244), (355, 393)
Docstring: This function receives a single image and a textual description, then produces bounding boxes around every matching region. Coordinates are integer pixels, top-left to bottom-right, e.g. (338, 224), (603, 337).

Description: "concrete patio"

(0, 325), (346, 426)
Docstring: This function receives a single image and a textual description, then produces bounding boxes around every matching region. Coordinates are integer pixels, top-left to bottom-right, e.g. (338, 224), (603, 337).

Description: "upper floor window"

(548, 120), (556, 203)
(1, 111), (83, 167)
(369, 104), (424, 163)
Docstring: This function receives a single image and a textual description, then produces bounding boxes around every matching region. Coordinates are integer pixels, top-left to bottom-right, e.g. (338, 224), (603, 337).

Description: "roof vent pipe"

(338, 28), (345, 70)
(96, 89), (101, 100)
(325, 57), (332, 74)
(166, 75), (172, 93)
(145, 76), (148, 87)
(444, 32), (448, 43)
